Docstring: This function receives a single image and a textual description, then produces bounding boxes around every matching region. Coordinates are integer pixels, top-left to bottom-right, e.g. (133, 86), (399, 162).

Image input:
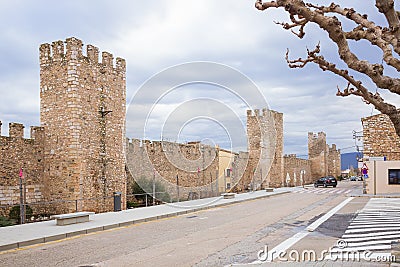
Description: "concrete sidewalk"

(0, 188), (292, 252)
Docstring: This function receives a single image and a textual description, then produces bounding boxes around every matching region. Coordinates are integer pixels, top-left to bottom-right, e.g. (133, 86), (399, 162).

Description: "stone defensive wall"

(283, 154), (312, 186)
(126, 138), (220, 200)
(0, 122), (45, 215)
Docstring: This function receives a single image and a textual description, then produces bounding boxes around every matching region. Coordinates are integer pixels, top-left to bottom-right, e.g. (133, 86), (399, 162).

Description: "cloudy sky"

(1, 0), (399, 157)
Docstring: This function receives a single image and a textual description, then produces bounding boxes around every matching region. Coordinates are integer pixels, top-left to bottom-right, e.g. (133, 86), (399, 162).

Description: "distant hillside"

(341, 152), (362, 170)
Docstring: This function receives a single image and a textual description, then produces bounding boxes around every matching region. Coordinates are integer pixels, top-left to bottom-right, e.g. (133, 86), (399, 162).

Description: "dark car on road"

(314, 176), (337, 188)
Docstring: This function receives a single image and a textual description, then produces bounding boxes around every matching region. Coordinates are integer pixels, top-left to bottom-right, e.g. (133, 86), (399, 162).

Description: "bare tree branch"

(376, 0), (400, 38)
(255, 0), (400, 137)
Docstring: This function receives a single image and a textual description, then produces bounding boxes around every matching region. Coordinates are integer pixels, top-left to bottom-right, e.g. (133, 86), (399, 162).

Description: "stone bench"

(221, 193), (236, 199)
(51, 212), (95, 226)
(265, 188), (274, 192)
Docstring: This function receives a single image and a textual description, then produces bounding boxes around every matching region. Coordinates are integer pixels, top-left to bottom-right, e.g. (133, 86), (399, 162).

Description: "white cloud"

(0, 0), (398, 156)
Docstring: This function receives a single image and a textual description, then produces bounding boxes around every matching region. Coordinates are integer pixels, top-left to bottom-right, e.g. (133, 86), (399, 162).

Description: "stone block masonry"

(362, 113), (400, 160)
(126, 139), (220, 200)
(39, 37), (127, 213)
(0, 122), (45, 216)
(308, 132), (341, 179)
(232, 108), (284, 192)
(283, 154), (312, 186)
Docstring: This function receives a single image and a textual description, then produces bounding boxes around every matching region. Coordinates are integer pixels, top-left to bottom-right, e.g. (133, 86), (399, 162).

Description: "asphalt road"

(0, 181), (364, 267)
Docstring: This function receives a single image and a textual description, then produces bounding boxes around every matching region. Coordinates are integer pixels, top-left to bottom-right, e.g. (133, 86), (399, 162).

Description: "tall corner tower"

(308, 132), (328, 179)
(239, 108), (283, 191)
(39, 37), (126, 212)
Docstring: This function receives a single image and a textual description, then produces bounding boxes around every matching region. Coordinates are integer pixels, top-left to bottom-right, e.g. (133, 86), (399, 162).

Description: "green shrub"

(9, 205), (33, 224)
(0, 216), (15, 227)
(127, 201), (140, 208)
(131, 176), (170, 204)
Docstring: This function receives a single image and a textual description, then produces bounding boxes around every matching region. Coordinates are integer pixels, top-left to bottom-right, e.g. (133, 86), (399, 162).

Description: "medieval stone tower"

(39, 37), (126, 212)
(308, 132), (327, 179)
(234, 108), (283, 191)
(308, 132), (341, 179)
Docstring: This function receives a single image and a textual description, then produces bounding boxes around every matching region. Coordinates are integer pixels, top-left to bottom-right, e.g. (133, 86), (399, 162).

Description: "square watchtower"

(39, 37), (126, 212)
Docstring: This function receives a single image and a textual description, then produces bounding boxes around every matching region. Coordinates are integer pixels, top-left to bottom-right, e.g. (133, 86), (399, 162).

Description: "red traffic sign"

(361, 163), (368, 175)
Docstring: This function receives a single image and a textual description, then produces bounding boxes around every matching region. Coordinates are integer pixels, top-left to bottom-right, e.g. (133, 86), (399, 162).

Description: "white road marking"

(348, 223), (400, 229)
(250, 197), (354, 264)
(307, 197), (354, 232)
(343, 233), (400, 242)
(333, 198), (400, 255)
(342, 230), (400, 238)
(292, 188), (353, 195)
(345, 226), (400, 233)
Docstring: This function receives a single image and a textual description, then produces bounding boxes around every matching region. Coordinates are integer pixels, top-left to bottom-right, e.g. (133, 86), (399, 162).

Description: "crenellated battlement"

(308, 131), (326, 142)
(0, 120), (44, 140)
(39, 37), (126, 72)
(246, 108), (277, 118)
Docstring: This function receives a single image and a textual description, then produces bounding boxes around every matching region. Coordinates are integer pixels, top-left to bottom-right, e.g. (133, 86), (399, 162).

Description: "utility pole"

(210, 172), (213, 196)
(201, 145), (205, 199)
(19, 168), (25, 224)
(153, 169), (156, 206)
(99, 104), (112, 211)
(224, 168), (227, 192)
(215, 167), (219, 195)
(197, 167), (200, 199)
(176, 174), (179, 202)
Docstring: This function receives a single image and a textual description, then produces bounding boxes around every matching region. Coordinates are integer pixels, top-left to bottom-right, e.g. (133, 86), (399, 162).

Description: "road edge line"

(251, 196), (354, 264)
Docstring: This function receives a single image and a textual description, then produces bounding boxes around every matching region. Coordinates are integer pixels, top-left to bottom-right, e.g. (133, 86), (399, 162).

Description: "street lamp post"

(201, 145), (205, 183)
(176, 174), (179, 202)
(215, 167), (219, 195)
(19, 168), (25, 224)
(152, 170), (156, 206)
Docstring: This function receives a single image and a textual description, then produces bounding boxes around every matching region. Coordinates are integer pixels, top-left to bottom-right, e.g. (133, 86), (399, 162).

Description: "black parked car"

(314, 176), (337, 188)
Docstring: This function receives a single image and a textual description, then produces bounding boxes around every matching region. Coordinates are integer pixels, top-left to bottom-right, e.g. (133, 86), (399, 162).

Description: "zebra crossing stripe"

(348, 223), (400, 229)
(293, 188), (349, 194)
(363, 210), (400, 214)
(342, 230), (400, 238)
(335, 198), (400, 254)
(353, 216), (400, 220)
(355, 213), (400, 217)
(343, 233), (400, 242)
(350, 220), (400, 225)
(328, 189), (344, 194)
(345, 239), (396, 247)
(356, 213), (400, 217)
(345, 226), (400, 233)
(352, 218), (400, 222)
(325, 252), (392, 261)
